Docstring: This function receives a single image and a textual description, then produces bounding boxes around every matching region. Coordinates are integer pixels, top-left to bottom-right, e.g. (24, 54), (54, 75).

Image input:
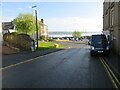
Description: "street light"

(32, 5), (39, 50)
(32, 5), (37, 8)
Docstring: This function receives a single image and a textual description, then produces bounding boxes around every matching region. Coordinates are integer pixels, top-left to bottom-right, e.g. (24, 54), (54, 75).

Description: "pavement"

(0, 46), (17, 54)
(105, 52), (120, 80)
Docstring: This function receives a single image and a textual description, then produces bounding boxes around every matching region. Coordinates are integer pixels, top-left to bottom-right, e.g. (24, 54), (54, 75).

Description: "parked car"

(44, 39), (49, 42)
(88, 40), (91, 45)
(90, 34), (110, 56)
(48, 39), (53, 42)
(39, 39), (44, 41)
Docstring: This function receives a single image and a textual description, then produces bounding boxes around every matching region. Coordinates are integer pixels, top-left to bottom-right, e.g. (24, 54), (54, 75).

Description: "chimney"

(41, 19), (44, 23)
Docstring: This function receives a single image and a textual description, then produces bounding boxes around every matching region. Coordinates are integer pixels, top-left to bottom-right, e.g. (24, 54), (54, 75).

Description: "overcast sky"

(2, 1), (103, 32)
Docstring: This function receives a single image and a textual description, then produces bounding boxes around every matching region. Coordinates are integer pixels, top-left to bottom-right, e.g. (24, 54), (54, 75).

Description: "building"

(31, 19), (48, 40)
(103, 1), (120, 55)
(2, 22), (16, 34)
(39, 19), (48, 39)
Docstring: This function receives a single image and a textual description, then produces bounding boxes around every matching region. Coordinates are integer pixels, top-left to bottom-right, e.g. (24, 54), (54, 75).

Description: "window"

(41, 26), (44, 29)
(111, 7), (114, 26)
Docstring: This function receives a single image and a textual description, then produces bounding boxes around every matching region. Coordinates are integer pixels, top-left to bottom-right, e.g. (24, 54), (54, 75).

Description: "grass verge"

(37, 41), (64, 50)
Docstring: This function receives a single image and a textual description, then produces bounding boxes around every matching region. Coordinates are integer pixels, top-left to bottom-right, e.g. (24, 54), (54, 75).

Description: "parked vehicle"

(44, 39), (49, 42)
(90, 34), (110, 56)
(39, 39), (44, 41)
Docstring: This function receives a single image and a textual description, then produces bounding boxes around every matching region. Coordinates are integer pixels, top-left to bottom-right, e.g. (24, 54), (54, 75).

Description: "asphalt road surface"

(2, 44), (115, 88)
(54, 41), (87, 48)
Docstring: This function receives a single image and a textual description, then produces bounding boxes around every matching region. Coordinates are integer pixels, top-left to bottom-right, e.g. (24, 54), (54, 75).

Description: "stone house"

(103, 1), (120, 55)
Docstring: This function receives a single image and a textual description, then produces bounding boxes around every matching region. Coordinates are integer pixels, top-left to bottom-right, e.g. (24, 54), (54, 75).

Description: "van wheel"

(105, 52), (110, 57)
(90, 51), (94, 56)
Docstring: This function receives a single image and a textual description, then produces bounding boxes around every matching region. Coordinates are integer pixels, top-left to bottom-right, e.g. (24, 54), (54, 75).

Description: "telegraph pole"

(32, 5), (39, 50)
(35, 9), (39, 49)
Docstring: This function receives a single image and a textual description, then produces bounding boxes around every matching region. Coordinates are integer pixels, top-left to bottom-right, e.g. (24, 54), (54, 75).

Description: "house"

(2, 22), (16, 34)
(31, 19), (48, 40)
(103, 1), (120, 55)
(39, 19), (48, 39)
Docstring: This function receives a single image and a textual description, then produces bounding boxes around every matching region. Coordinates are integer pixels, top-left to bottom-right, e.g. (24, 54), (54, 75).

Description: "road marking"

(102, 57), (120, 86)
(99, 57), (118, 88)
(0, 50), (62, 71)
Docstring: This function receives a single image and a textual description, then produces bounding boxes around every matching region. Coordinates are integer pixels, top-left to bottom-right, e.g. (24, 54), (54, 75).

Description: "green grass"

(37, 41), (64, 50)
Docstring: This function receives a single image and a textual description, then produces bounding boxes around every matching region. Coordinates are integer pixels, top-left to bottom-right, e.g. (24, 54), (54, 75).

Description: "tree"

(13, 13), (40, 35)
(72, 31), (82, 38)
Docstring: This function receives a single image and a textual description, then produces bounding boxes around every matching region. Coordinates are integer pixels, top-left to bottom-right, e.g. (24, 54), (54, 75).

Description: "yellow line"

(101, 57), (120, 86)
(0, 51), (61, 71)
(104, 57), (120, 78)
(99, 57), (118, 88)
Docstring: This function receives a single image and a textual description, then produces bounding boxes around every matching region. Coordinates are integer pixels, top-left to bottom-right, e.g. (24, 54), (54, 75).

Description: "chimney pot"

(41, 19), (44, 23)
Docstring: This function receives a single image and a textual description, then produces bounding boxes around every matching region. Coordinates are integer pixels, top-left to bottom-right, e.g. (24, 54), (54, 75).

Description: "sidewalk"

(105, 53), (120, 80)
(2, 48), (65, 67)
(0, 46), (17, 54)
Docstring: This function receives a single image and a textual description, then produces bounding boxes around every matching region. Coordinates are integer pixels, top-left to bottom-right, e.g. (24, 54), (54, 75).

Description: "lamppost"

(0, 2), (2, 45)
(32, 5), (39, 49)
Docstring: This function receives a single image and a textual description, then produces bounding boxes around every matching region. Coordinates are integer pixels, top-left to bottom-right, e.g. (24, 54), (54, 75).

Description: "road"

(2, 42), (115, 88)
(54, 41), (88, 48)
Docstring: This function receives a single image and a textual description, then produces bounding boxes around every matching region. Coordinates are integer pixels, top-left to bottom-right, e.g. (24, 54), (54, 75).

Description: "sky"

(1, 1), (103, 32)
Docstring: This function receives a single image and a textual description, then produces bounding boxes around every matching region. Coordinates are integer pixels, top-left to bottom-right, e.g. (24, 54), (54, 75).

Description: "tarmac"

(2, 47), (65, 67)
(1, 45), (120, 81)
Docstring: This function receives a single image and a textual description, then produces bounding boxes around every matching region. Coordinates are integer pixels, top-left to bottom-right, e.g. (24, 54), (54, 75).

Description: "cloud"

(8, 10), (15, 13)
(18, 8), (23, 11)
(45, 17), (103, 32)
(3, 0), (104, 2)
(2, 16), (103, 33)
(27, 6), (32, 8)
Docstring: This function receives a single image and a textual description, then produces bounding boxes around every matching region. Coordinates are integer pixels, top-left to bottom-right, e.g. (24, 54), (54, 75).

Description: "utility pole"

(0, 2), (2, 45)
(35, 9), (39, 49)
(0, 2), (2, 90)
(32, 5), (39, 50)
(32, 7), (35, 40)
